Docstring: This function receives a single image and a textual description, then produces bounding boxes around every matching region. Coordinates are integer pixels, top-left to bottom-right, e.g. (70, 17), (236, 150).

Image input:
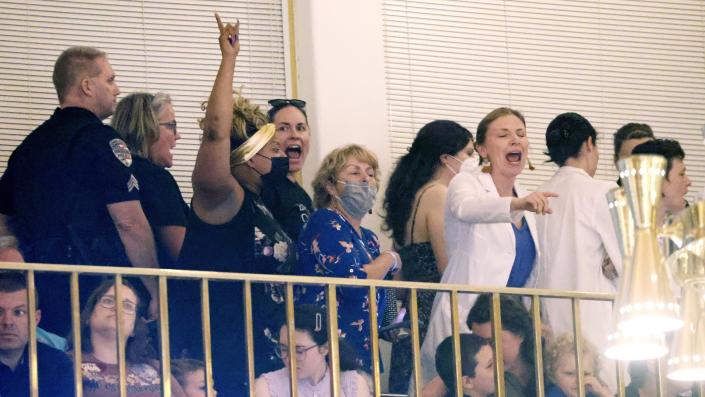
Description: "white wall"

(294, 0), (393, 249)
(293, 2), (395, 388)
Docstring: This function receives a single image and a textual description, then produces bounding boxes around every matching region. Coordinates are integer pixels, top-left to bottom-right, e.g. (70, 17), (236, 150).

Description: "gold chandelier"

(608, 155), (705, 381)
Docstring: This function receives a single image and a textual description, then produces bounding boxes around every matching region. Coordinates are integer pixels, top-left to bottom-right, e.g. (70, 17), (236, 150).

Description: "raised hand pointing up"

(215, 12), (240, 58)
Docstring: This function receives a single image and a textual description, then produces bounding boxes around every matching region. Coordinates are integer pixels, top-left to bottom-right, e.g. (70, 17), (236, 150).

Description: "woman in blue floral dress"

(296, 144), (401, 372)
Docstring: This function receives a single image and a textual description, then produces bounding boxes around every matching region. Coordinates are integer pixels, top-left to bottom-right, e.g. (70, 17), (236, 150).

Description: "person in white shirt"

(420, 107), (557, 388)
(536, 112), (622, 391)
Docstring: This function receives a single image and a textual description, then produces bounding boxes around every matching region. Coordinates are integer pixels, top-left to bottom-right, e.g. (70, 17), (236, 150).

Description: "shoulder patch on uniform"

(127, 174), (140, 192)
(109, 138), (132, 167)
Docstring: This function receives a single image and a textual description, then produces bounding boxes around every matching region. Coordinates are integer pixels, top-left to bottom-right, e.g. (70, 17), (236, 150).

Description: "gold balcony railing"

(0, 261), (661, 397)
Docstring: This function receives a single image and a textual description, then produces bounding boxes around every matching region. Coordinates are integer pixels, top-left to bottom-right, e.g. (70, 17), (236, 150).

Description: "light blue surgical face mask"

(335, 179), (377, 219)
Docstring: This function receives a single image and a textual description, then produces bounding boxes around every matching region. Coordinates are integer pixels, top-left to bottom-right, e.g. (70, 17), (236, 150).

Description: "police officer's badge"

(109, 138), (132, 167)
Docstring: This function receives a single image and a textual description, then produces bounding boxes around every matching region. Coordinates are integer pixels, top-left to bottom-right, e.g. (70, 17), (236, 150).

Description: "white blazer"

(419, 170), (540, 386)
(535, 166), (621, 391)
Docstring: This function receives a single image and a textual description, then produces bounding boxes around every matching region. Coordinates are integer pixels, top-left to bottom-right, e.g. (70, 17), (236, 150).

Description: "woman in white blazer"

(420, 107), (557, 390)
(536, 113), (622, 392)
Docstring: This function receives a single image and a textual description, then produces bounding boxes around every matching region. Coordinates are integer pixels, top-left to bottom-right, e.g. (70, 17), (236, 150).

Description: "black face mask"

(257, 154), (290, 184)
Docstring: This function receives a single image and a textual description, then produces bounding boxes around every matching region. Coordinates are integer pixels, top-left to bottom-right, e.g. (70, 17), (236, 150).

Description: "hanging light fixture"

(667, 281), (705, 381)
(664, 202), (705, 380)
(604, 187), (668, 360)
(615, 155), (682, 333)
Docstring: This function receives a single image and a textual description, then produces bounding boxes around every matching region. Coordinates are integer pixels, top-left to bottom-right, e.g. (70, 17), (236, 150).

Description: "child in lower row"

(544, 334), (612, 397)
(435, 333), (496, 397)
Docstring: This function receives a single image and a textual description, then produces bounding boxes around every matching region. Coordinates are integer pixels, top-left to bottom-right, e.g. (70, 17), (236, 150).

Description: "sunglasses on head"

(268, 99), (306, 109)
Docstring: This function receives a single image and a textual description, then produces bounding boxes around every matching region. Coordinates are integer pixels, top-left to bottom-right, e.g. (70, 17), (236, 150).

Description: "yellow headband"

(231, 123), (277, 165)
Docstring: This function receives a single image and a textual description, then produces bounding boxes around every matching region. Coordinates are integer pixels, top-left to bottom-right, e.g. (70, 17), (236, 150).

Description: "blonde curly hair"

(199, 87), (268, 139)
(545, 333), (600, 384)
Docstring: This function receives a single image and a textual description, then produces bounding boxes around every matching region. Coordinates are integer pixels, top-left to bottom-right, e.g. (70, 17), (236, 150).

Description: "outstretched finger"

(215, 12), (225, 32)
(541, 191), (560, 198)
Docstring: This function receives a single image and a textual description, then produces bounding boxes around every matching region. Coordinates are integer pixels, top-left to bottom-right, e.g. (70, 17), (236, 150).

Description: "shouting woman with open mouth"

(419, 107), (558, 389)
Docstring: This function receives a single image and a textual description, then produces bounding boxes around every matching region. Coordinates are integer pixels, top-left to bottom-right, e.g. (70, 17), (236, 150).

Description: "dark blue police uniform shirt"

(131, 155), (188, 267)
(0, 342), (75, 397)
(0, 107), (141, 336)
(0, 106), (140, 264)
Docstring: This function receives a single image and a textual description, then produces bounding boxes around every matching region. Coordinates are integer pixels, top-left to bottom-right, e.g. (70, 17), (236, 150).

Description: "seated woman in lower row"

(255, 304), (371, 397)
(74, 279), (186, 397)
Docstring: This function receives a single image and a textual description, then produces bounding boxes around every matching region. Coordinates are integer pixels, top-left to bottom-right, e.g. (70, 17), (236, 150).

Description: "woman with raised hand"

(420, 107), (556, 387)
(111, 92), (188, 267)
(171, 14), (296, 396)
(383, 120), (475, 393)
(296, 144), (401, 373)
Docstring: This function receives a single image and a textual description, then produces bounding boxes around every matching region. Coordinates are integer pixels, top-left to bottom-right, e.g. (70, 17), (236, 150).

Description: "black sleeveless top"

(177, 191), (256, 273)
(398, 184), (442, 283)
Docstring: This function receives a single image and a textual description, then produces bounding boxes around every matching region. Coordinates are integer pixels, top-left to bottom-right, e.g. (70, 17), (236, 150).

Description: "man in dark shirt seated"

(0, 271), (74, 397)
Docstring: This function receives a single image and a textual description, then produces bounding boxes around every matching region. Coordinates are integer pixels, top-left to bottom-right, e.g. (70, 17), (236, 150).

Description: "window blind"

(383, 0), (705, 198)
(0, 0), (291, 199)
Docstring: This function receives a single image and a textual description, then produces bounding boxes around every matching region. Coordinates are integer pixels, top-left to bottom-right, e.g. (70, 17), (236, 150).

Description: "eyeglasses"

(159, 121), (178, 134)
(268, 99), (306, 109)
(98, 295), (137, 315)
(274, 343), (318, 359)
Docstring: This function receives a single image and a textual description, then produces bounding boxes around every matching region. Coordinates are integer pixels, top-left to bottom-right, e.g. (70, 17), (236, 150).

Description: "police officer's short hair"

(53, 46), (107, 103)
(0, 271), (39, 306)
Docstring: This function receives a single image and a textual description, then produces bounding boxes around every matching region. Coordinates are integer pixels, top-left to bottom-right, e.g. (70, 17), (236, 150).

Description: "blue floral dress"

(296, 208), (387, 371)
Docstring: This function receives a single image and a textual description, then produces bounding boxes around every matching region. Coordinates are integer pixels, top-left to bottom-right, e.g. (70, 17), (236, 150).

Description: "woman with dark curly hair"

(382, 120), (475, 393)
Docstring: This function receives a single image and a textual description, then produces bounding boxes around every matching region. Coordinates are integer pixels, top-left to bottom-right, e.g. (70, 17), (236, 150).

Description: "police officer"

(0, 46), (159, 336)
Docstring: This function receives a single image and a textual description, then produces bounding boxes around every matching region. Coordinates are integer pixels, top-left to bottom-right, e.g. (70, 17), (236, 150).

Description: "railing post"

(70, 273), (83, 397)
(285, 282), (298, 397)
(531, 295), (545, 397)
(158, 276), (171, 397)
(26, 270), (39, 397)
(491, 293), (506, 397)
(409, 288), (423, 395)
(200, 279), (215, 397)
(657, 357), (667, 397)
(572, 298), (585, 397)
(326, 285), (341, 397)
(616, 360), (626, 397)
(114, 275), (127, 397)
(243, 280), (256, 396)
(450, 290), (463, 397)
(369, 285), (381, 396)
